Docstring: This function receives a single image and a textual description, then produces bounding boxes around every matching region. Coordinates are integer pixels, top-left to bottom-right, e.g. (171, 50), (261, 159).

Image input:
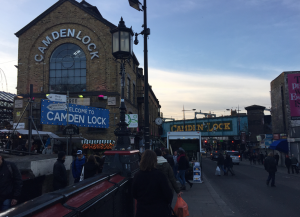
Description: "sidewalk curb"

(202, 173), (235, 216)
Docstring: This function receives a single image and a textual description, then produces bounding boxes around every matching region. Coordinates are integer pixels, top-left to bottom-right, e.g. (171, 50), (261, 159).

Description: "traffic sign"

(46, 94), (67, 102)
(47, 103), (67, 111)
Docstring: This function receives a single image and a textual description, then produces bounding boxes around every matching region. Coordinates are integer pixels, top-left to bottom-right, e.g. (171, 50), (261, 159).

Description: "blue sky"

(0, 0), (299, 119)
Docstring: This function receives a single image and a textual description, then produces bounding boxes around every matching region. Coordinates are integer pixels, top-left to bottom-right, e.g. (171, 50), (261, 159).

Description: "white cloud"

(149, 68), (271, 120)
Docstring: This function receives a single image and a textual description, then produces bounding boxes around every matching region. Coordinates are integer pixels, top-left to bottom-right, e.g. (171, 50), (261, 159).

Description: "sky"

(0, 0), (299, 120)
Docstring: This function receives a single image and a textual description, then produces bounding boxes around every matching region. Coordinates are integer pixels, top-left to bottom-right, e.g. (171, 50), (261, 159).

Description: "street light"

(128, 0), (151, 150)
(111, 17), (134, 150)
(182, 107), (196, 131)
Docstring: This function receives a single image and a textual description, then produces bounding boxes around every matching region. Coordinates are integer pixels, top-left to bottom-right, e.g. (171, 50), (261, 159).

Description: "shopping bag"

(174, 196), (189, 217)
(215, 166), (221, 176)
(79, 166), (85, 182)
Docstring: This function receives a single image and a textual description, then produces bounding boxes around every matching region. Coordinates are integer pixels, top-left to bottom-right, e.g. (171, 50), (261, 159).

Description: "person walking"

(264, 153), (277, 187)
(0, 154), (22, 212)
(253, 154), (257, 165)
(274, 153), (279, 166)
(53, 151), (68, 191)
(83, 155), (99, 179)
(249, 154), (253, 165)
(132, 150), (173, 217)
(291, 154), (299, 174)
(162, 149), (174, 169)
(217, 153), (227, 176)
(177, 148), (189, 190)
(154, 149), (182, 204)
(260, 152), (265, 164)
(173, 150), (178, 179)
(184, 154), (193, 188)
(224, 155), (235, 176)
(72, 150), (86, 183)
(285, 155), (292, 174)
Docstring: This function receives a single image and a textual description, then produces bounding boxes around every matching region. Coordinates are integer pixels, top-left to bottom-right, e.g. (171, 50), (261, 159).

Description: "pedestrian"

(291, 154), (299, 174)
(42, 145), (53, 154)
(0, 154), (22, 212)
(162, 149), (174, 168)
(177, 148), (189, 190)
(224, 155), (235, 176)
(72, 150), (86, 183)
(285, 155), (292, 174)
(249, 154), (253, 165)
(83, 155), (99, 179)
(94, 153), (105, 174)
(257, 154), (261, 165)
(53, 151), (68, 191)
(184, 154), (193, 188)
(274, 153), (279, 166)
(173, 150), (178, 179)
(217, 153), (227, 176)
(260, 152), (265, 164)
(264, 153), (277, 187)
(253, 154), (257, 165)
(154, 149), (182, 207)
(132, 150), (173, 217)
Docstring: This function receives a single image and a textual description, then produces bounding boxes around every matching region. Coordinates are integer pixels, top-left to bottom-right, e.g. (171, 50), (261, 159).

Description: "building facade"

(271, 71), (300, 159)
(13, 0), (161, 150)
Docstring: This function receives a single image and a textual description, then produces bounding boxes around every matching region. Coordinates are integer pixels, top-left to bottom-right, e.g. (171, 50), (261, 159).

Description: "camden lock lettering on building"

(170, 121), (232, 132)
(34, 28), (99, 62)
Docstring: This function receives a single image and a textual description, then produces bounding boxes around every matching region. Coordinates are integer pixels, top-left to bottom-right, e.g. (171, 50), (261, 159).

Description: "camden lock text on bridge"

(34, 28), (99, 62)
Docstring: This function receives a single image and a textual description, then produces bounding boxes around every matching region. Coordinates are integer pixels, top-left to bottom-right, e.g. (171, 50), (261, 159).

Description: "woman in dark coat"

(132, 150), (173, 217)
(224, 155), (235, 176)
(83, 155), (99, 179)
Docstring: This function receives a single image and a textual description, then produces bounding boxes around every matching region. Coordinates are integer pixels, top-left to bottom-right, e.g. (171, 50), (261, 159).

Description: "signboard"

(107, 97), (117, 106)
(68, 98), (90, 106)
(280, 133), (287, 139)
(125, 114), (138, 128)
(63, 125), (79, 135)
(81, 140), (115, 150)
(288, 73), (300, 119)
(41, 99), (109, 128)
(47, 94), (67, 102)
(14, 100), (23, 108)
(13, 123), (25, 129)
(273, 134), (280, 140)
(170, 121), (232, 132)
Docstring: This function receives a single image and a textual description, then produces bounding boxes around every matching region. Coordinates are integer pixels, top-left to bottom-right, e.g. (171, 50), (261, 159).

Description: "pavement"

(171, 157), (300, 217)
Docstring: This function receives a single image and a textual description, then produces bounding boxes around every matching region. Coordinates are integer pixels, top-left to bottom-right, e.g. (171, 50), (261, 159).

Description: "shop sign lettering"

(170, 121), (232, 132)
(35, 28), (99, 62)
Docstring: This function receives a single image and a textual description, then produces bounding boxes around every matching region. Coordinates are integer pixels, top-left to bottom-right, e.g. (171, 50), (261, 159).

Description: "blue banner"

(41, 99), (109, 128)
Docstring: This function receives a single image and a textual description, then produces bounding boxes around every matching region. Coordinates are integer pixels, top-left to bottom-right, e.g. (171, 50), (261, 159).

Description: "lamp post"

(111, 17), (134, 150)
(182, 107), (196, 131)
(128, 0), (151, 150)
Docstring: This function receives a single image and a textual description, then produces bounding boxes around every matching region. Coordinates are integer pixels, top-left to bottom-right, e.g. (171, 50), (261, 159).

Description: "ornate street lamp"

(110, 17), (134, 150)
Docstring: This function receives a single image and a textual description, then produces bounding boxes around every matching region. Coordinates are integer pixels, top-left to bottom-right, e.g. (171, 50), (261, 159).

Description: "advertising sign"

(170, 121), (232, 132)
(125, 114), (138, 128)
(46, 94), (67, 103)
(41, 99), (109, 128)
(288, 73), (300, 119)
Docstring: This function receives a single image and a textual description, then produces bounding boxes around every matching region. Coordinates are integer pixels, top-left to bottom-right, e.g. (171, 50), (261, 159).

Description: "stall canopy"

(269, 139), (288, 153)
(16, 130), (57, 137)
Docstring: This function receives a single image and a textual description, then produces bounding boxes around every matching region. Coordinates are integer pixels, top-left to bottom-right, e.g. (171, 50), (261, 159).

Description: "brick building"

(13, 0), (161, 151)
(271, 71), (300, 159)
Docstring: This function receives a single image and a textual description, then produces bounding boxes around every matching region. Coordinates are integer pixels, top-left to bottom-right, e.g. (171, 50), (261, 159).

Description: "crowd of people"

(133, 147), (194, 217)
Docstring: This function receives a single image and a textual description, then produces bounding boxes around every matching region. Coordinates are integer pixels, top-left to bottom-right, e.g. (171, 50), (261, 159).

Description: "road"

(202, 157), (300, 217)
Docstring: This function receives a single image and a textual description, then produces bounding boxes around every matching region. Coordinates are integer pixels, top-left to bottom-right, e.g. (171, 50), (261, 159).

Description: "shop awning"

(16, 130), (57, 137)
(269, 139), (288, 153)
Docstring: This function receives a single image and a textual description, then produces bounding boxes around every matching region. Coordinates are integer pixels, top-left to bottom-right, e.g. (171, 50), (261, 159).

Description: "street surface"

(202, 157), (300, 217)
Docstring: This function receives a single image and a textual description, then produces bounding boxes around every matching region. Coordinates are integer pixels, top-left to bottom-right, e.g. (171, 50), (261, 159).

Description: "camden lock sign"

(170, 121), (232, 132)
(34, 28), (99, 62)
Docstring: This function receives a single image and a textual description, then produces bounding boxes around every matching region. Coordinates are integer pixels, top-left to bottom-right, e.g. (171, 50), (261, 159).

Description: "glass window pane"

(62, 70), (67, 77)
(68, 77), (74, 84)
(50, 63), (55, 69)
(81, 69), (86, 76)
(75, 61), (80, 68)
(80, 77), (86, 84)
(75, 77), (81, 84)
(50, 78), (55, 84)
(81, 61), (86, 68)
(50, 70), (55, 77)
(113, 32), (119, 53)
(55, 62), (62, 69)
(62, 78), (68, 84)
(75, 69), (80, 76)
(68, 70), (74, 77)
(120, 31), (129, 52)
(56, 70), (61, 77)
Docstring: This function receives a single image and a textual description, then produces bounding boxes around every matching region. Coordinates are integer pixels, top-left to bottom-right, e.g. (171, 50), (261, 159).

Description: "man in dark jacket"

(0, 155), (22, 212)
(224, 155), (235, 176)
(53, 151), (68, 191)
(177, 148), (189, 190)
(285, 155), (292, 174)
(264, 153), (277, 187)
(291, 154), (299, 174)
(217, 153), (227, 175)
(274, 153), (279, 166)
(162, 149), (174, 168)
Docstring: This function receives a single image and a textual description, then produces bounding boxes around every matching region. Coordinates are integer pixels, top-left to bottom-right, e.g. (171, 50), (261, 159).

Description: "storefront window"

(49, 43), (86, 92)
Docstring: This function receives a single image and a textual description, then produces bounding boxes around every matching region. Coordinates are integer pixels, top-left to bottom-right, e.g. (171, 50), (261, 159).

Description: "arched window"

(49, 43), (86, 92)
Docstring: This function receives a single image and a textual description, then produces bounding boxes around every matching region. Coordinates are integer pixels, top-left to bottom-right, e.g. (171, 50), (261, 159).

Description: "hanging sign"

(46, 94), (67, 103)
(63, 125), (79, 135)
(41, 99), (109, 128)
(125, 114), (138, 128)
